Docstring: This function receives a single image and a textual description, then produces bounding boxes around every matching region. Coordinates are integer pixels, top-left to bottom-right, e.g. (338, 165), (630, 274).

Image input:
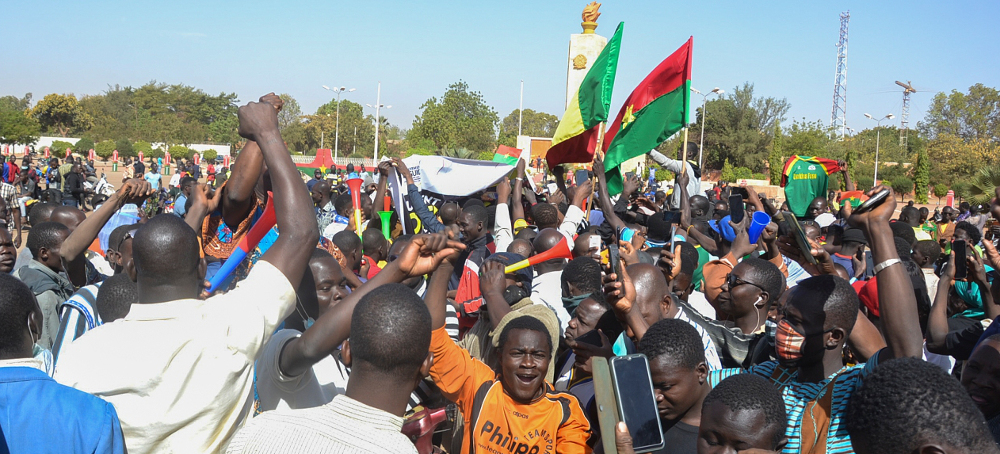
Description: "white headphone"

(754, 296), (765, 308)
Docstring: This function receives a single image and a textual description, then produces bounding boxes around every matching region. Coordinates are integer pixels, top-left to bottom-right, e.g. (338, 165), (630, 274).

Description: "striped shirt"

(709, 351), (882, 454)
(675, 307), (723, 371)
(227, 394), (416, 454)
(1, 181), (17, 234)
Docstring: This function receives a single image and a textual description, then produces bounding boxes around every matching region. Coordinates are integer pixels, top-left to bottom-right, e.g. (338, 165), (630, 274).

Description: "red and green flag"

(545, 22), (623, 169)
(492, 145), (523, 165)
(602, 37), (693, 194)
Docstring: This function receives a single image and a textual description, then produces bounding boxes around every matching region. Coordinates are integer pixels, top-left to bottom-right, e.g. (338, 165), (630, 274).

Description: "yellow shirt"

(55, 261), (296, 454)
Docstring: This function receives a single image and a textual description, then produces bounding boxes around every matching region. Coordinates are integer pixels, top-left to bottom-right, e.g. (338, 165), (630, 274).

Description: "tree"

(890, 177), (913, 199)
(409, 81), (499, 153)
(277, 93), (303, 131)
(74, 137), (95, 155)
(932, 184), (949, 205)
(697, 83), (789, 171)
(167, 145), (191, 160)
(132, 141), (152, 158)
(95, 140), (116, 160)
(0, 93), (32, 113)
(968, 164), (1000, 206)
(31, 93), (92, 137)
(435, 148), (475, 159)
(50, 140), (75, 157)
(720, 158), (736, 183)
(498, 109), (559, 147)
(115, 139), (134, 158)
(313, 99), (375, 156)
(926, 133), (999, 188)
(921, 83), (999, 142)
(768, 124), (784, 185)
(0, 110), (41, 146)
(203, 149), (218, 161)
(913, 141), (930, 203)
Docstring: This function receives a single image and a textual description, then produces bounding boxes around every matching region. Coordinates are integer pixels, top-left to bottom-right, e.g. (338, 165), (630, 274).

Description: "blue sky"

(2, 0), (998, 136)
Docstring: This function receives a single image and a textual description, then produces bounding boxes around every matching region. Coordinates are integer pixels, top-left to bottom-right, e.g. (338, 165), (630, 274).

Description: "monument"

(565, 2), (607, 109)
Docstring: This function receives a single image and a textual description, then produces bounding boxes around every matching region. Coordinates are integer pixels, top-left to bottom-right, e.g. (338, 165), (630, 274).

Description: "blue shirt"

(0, 361), (125, 453)
(143, 172), (161, 190)
(174, 194), (188, 216)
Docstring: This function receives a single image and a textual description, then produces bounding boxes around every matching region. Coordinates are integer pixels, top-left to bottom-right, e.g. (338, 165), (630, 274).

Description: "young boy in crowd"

(637, 319), (713, 454)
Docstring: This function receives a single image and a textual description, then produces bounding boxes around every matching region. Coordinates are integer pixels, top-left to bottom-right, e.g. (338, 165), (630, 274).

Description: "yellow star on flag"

(621, 104), (636, 130)
(319, 165), (328, 174)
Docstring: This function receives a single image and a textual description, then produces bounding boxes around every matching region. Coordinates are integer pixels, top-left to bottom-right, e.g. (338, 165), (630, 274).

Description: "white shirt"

(169, 173), (181, 188)
(530, 270), (571, 333)
(54, 261), (296, 454)
(227, 394), (416, 454)
(255, 329), (350, 413)
(685, 291), (717, 320)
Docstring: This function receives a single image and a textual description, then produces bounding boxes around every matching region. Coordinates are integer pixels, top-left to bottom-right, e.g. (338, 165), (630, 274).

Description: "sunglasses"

(116, 227), (139, 251)
(726, 273), (765, 293)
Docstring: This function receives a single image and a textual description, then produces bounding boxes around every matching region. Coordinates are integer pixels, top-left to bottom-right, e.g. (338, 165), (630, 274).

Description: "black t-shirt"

(652, 420), (699, 454)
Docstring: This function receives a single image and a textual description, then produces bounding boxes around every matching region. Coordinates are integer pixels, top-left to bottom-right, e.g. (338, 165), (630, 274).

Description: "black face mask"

(503, 284), (529, 306)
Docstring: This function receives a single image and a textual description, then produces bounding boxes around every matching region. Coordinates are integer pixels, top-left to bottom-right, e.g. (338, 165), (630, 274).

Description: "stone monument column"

(565, 2), (607, 109)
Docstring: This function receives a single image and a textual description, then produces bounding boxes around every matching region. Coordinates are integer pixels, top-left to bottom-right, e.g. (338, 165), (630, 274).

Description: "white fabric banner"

(401, 155), (513, 196)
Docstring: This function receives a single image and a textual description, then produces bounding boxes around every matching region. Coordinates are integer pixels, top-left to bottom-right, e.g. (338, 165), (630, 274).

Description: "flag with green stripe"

(545, 22), (623, 169)
(602, 37), (693, 194)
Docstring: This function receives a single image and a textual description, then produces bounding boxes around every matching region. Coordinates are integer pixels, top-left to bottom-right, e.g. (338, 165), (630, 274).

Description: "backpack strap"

(467, 380), (495, 454)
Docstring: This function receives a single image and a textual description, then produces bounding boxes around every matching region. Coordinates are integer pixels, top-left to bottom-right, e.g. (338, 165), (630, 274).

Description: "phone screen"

(729, 194), (745, 223)
(608, 244), (622, 282)
(575, 330), (603, 347)
(575, 169), (591, 186)
(611, 355), (664, 452)
(662, 211), (681, 225)
(953, 240), (968, 280)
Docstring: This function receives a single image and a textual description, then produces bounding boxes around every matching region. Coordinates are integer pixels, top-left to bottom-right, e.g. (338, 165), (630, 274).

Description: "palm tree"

(435, 147), (474, 159)
(969, 164), (1000, 206)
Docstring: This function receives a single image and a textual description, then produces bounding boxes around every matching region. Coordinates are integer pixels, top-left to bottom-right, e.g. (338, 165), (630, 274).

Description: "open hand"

(728, 215), (757, 258)
(394, 232), (466, 277)
(117, 178), (155, 206)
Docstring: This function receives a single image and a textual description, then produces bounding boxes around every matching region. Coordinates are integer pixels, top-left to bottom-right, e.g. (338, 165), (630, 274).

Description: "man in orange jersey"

(423, 233), (592, 454)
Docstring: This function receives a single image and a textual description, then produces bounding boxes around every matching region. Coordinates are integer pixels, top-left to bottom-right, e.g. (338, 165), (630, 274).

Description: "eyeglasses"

(726, 273), (765, 293)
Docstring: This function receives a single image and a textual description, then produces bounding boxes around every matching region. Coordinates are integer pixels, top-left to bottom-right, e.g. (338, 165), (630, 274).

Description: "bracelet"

(874, 258), (901, 274)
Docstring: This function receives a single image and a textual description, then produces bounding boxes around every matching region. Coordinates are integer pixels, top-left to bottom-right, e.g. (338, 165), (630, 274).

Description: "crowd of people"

(0, 93), (998, 454)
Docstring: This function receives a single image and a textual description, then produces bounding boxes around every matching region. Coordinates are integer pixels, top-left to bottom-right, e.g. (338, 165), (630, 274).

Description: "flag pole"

(586, 123), (607, 223)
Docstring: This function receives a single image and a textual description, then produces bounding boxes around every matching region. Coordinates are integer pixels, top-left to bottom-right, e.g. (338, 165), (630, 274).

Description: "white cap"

(814, 213), (836, 228)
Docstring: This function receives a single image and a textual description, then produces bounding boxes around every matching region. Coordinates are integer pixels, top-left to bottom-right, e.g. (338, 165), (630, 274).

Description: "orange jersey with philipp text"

(428, 327), (592, 454)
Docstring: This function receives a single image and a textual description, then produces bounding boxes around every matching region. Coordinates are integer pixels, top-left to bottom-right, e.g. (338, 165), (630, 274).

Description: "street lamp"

(691, 86), (724, 171)
(322, 85), (356, 161)
(864, 113), (895, 186)
(366, 82), (392, 162)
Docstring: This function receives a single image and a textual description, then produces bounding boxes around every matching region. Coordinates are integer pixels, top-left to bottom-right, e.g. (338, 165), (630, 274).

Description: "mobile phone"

(669, 225), (677, 250)
(662, 211), (682, 225)
(575, 169), (591, 187)
(729, 194), (745, 224)
(609, 354), (665, 453)
(854, 189), (891, 215)
(608, 244), (623, 282)
(589, 234), (602, 250)
(575, 329), (603, 347)
(777, 211), (818, 265)
(953, 240), (968, 280)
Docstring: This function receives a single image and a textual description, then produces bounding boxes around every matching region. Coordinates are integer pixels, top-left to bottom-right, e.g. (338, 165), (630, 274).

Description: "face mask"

(502, 285), (529, 306)
(764, 318), (778, 347)
(562, 293), (592, 316)
(775, 319), (805, 362)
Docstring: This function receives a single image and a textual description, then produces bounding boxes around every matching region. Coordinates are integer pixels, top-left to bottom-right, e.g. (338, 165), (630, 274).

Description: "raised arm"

(479, 260), (513, 328)
(422, 234), (465, 329)
(222, 94), (283, 227)
(279, 232), (464, 377)
(512, 160), (526, 224)
(61, 179), (153, 265)
(926, 252), (956, 353)
(848, 185), (923, 360)
(593, 156), (626, 233)
(240, 99), (319, 289)
(394, 157), (446, 233)
(185, 182), (224, 234)
(373, 160), (391, 212)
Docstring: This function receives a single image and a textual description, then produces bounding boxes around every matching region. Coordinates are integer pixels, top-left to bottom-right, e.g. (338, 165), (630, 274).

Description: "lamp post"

(864, 113), (895, 186)
(366, 82), (392, 162)
(690, 87), (724, 171)
(322, 85), (356, 161)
